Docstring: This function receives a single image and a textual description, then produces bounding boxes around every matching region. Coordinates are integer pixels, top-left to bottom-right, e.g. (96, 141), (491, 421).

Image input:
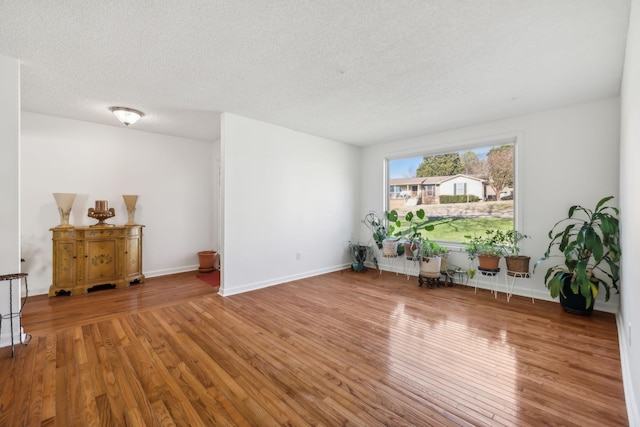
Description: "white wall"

(212, 139), (221, 253)
(20, 112), (217, 296)
(220, 113), (360, 295)
(619, 0), (640, 423)
(0, 55), (22, 348)
(360, 97), (621, 311)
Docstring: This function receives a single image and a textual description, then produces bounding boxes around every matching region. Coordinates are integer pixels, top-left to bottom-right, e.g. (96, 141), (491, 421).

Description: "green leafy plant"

(402, 209), (435, 244)
(497, 229), (531, 276)
(384, 210), (402, 240)
(495, 229), (529, 256)
(363, 209), (435, 252)
(421, 239), (448, 257)
(464, 230), (505, 260)
(367, 209), (404, 244)
(533, 196), (621, 308)
(362, 212), (389, 248)
(348, 242), (373, 272)
(464, 230), (506, 276)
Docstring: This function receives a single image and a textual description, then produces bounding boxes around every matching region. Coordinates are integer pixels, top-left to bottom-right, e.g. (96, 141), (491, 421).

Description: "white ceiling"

(0, 1), (631, 146)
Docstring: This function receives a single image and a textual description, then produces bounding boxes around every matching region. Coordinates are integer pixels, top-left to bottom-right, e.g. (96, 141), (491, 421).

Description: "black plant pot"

(559, 277), (595, 315)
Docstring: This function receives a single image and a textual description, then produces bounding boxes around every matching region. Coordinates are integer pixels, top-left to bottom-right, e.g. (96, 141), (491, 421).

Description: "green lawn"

(399, 216), (514, 244)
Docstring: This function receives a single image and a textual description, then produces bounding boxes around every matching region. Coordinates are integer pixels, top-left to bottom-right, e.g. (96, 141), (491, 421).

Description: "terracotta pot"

(477, 255), (500, 271)
(404, 242), (421, 260)
(197, 251), (217, 273)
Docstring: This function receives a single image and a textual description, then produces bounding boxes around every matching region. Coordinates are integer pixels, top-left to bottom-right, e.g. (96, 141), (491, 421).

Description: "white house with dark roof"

(390, 174), (493, 204)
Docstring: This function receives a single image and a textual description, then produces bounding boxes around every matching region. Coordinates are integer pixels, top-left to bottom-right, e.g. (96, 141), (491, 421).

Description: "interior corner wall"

(0, 55), (21, 348)
(360, 97), (620, 310)
(219, 113), (360, 296)
(619, 0), (640, 423)
(20, 112), (216, 296)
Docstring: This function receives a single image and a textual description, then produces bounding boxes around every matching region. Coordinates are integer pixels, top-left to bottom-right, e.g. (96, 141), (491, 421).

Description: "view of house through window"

(388, 142), (515, 244)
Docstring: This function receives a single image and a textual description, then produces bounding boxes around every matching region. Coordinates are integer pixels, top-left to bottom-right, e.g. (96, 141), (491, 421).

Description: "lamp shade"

(109, 107), (144, 126)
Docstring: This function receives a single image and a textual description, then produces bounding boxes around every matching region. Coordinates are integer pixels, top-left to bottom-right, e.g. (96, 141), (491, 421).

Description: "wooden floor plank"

(24, 336), (47, 426)
(2, 331), (38, 426)
(0, 269), (628, 426)
(150, 400), (177, 427)
(39, 333), (57, 424)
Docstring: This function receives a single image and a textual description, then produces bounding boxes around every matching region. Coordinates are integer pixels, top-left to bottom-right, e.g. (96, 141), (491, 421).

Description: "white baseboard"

(218, 264), (350, 296)
(0, 327), (28, 350)
(617, 313), (639, 427)
(143, 265), (199, 278)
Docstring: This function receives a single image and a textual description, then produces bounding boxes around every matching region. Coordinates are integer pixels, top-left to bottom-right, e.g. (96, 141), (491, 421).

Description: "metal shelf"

(1, 273), (32, 357)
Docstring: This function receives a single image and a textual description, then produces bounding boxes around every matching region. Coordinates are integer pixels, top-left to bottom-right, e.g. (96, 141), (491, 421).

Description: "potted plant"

(498, 229), (531, 277)
(464, 231), (504, 271)
(402, 209), (434, 260)
(533, 196), (620, 315)
(348, 242), (372, 272)
(363, 209), (434, 258)
(381, 210), (402, 257)
(418, 239), (448, 287)
(362, 210), (400, 255)
(362, 211), (388, 250)
(420, 239), (448, 274)
(197, 250), (218, 273)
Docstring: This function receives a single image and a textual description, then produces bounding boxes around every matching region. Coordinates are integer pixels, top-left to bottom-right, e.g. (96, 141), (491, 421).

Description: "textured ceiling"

(0, 1), (631, 145)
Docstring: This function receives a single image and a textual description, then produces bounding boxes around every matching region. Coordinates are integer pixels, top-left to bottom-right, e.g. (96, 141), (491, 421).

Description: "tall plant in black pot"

(534, 196), (621, 314)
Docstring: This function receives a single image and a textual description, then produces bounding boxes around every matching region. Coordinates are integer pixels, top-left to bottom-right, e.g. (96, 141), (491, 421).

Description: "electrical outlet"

(296, 252), (302, 261)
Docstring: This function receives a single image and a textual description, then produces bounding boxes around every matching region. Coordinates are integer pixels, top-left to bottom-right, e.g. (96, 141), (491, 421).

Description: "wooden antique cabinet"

(49, 225), (145, 296)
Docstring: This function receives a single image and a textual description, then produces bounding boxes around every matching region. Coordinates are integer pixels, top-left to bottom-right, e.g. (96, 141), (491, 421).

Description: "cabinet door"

(86, 238), (118, 284)
(124, 227), (143, 282)
(52, 240), (76, 290)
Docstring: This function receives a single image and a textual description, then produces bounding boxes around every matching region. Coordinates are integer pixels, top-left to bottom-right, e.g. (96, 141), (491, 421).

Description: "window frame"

(384, 133), (522, 248)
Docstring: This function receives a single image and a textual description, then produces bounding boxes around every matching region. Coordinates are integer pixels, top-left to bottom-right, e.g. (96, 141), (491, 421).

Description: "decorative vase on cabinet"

(52, 193), (77, 228)
(123, 194), (139, 225)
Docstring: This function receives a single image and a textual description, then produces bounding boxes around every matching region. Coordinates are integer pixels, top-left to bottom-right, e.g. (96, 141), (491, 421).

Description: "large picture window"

(387, 141), (516, 244)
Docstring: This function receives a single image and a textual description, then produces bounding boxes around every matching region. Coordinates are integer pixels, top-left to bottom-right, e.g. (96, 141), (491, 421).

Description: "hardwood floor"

(1, 270), (627, 426)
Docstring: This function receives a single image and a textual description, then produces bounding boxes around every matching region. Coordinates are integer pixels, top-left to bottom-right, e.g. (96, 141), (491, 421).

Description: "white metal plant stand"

(474, 268), (500, 298)
(505, 271), (535, 303)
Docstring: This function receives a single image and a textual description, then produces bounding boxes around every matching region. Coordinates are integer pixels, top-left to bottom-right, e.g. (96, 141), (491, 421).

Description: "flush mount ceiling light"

(109, 107), (144, 126)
